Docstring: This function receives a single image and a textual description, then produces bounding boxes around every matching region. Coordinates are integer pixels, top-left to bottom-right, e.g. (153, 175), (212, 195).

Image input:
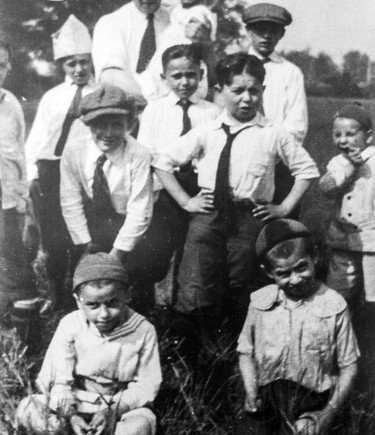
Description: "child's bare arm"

(253, 178), (311, 222)
(295, 361), (358, 435)
(238, 353), (259, 412)
(155, 169), (214, 213)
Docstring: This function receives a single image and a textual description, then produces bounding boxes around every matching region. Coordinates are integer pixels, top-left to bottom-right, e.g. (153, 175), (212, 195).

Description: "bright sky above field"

(244, 0), (375, 66)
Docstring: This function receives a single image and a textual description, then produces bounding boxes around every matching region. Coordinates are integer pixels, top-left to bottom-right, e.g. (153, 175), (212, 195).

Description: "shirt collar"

(64, 75), (96, 87)
(248, 46), (283, 64)
(361, 145), (375, 162)
(212, 110), (268, 131)
(166, 91), (199, 105)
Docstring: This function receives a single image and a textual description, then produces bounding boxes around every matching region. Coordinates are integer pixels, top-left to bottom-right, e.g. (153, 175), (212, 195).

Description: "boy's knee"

(116, 408), (157, 435)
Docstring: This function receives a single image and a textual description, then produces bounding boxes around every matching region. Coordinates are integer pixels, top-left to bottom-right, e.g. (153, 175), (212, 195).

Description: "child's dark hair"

(215, 53), (265, 88)
(161, 44), (201, 73)
(75, 279), (129, 295)
(262, 236), (316, 271)
(0, 38), (12, 62)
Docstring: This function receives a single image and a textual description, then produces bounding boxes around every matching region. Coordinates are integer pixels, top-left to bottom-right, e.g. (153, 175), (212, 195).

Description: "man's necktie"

(214, 124), (251, 210)
(54, 85), (83, 157)
(176, 99), (192, 136)
(136, 14), (156, 73)
(262, 57), (271, 64)
(92, 154), (114, 215)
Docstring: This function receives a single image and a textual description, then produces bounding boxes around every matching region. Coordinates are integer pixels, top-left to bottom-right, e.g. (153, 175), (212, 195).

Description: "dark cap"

(334, 103), (372, 131)
(256, 219), (311, 261)
(242, 3), (292, 27)
(73, 252), (129, 292)
(80, 85), (135, 124)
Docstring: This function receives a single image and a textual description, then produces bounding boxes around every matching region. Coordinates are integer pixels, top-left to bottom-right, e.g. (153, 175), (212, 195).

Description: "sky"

(244, 0), (375, 66)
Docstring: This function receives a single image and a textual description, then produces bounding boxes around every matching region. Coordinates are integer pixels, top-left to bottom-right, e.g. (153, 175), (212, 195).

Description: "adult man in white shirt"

(92, 0), (169, 98)
(242, 3), (308, 213)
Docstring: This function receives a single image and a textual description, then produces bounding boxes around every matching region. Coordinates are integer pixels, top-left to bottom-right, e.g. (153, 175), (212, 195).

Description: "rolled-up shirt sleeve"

(152, 126), (204, 173)
(277, 128), (320, 180)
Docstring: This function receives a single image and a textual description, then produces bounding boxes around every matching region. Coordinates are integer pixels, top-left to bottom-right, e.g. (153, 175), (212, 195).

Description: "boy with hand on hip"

(154, 53), (318, 355)
(17, 253), (162, 435)
(236, 219), (359, 435)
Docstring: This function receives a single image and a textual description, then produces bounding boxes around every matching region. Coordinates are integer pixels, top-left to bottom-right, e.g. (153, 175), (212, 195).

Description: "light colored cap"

(52, 15), (92, 60)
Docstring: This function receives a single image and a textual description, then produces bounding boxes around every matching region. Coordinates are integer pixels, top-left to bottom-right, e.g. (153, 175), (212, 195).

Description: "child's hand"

(89, 409), (115, 435)
(295, 408), (334, 435)
(252, 203), (288, 222)
(183, 190), (214, 213)
(341, 147), (364, 166)
(244, 396), (261, 414)
(70, 415), (91, 435)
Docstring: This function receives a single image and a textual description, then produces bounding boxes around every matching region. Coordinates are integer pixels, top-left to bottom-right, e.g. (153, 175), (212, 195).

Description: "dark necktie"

(214, 124), (251, 210)
(54, 85), (83, 157)
(176, 99), (192, 136)
(92, 154), (114, 215)
(262, 57), (271, 64)
(136, 14), (156, 73)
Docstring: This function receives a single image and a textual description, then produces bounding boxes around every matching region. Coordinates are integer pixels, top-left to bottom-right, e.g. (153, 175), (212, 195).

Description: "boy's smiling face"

(333, 117), (372, 155)
(220, 72), (264, 122)
(162, 56), (202, 100)
(264, 238), (318, 302)
(75, 281), (129, 333)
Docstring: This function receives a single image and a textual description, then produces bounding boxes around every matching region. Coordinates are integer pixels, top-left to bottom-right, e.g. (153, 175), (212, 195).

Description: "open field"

(2, 96), (375, 434)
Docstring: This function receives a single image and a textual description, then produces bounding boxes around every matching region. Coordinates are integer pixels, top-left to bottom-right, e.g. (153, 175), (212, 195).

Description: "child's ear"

(73, 293), (80, 308)
(260, 263), (274, 280)
(199, 68), (204, 81)
(214, 84), (223, 94)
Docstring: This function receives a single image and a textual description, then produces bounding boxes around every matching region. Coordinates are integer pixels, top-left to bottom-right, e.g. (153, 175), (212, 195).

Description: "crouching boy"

(17, 253), (162, 435)
(236, 219), (359, 435)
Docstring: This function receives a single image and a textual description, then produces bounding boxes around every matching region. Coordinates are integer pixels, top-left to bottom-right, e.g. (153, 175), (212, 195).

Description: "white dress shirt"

(154, 110), (319, 203)
(138, 92), (221, 191)
(0, 89), (27, 210)
(92, 2), (170, 86)
(25, 76), (97, 181)
(249, 47), (308, 146)
(60, 135), (153, 252)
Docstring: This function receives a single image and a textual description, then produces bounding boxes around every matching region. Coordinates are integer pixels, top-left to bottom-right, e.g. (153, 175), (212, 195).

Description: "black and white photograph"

(0, 0), (375, 433)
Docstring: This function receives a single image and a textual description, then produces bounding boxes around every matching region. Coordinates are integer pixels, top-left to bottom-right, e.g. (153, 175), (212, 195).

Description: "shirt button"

(347, 196), (351, 200)
(348, 213), (352, 217)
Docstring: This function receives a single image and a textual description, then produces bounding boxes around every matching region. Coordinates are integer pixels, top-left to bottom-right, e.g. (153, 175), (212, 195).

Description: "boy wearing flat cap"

(236, 219), (359, 435)
(60, 85), (159, 310)
(17, 253), (162, 435)
(26, 15), (97, 310)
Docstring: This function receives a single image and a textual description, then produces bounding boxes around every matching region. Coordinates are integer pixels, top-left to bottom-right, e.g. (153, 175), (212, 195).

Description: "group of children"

(0, 1), (373, 434)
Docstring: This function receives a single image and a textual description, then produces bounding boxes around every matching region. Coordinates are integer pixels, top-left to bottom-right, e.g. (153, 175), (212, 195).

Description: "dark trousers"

(175, 204), (266, 322)
(0, 200), (37, 316)
(235, 380), (330, 435)
(30, 160), (74, 281)
(84, 195), (180, 312)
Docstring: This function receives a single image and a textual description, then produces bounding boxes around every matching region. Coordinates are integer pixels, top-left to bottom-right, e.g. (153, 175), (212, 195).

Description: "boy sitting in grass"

(236, 219), (359, 435)
(17, 253), (162, 435)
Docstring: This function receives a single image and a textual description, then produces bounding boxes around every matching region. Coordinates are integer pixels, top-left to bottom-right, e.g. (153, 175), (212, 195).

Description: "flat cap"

(334, 103), (372, 131)
(242, 3), (292, 27)
(80, 85), (135, 124)
(256, 219), (311, 261)
(73, 252), (129, 292)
